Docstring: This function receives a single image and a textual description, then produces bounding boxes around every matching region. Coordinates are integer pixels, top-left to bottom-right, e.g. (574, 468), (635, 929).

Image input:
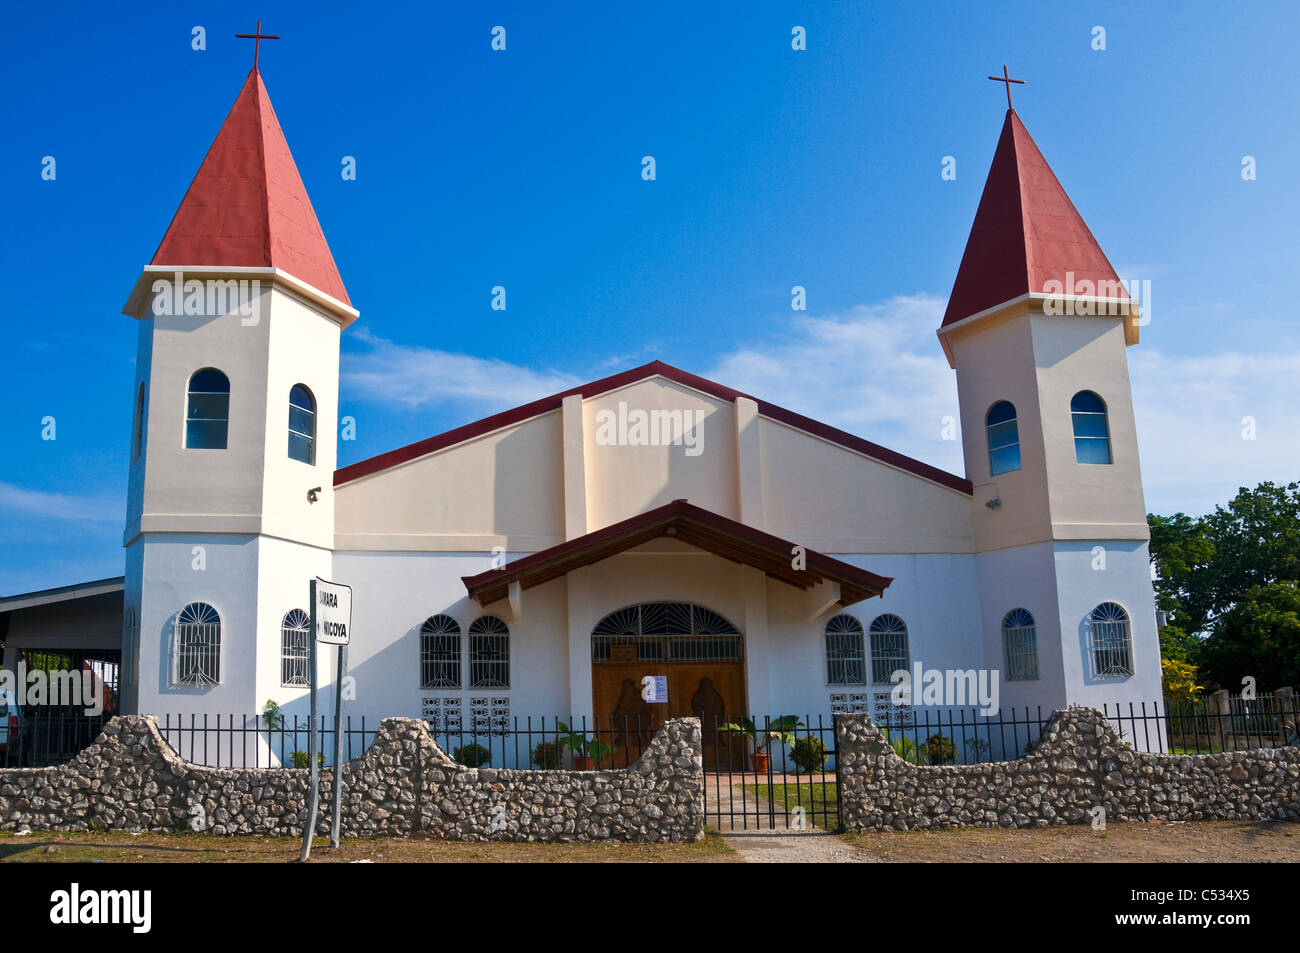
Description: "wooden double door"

(592, 658), (746, 769)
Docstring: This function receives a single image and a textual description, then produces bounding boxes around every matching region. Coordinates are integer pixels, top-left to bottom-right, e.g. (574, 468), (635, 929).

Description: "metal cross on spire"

(987, 64), (1025, 109)
(235, 19), (280, 70)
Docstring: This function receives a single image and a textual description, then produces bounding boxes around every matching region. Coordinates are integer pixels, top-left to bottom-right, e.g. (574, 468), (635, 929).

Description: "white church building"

(104, 66), (1163, 744)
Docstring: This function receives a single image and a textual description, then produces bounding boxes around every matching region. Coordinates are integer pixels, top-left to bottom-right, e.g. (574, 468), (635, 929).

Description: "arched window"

(173, 602), (221, 686)
(1071, 390), (1111, 464)
(1088, 602), (1133, 678)
(132, 383), (146, 460)
(288, 385), (316, 464)
(869, 614), (909, 685)
(590, 603), (743, 663)
(281, 609), (311, 687)
(825, 614), (866, 685)
(986, 400), (1021, 475)
(420, 615), (461, 689)
(185, 368), (230, 449)
(469, 615), (511, 689)
(1001, 608), (1038, 680)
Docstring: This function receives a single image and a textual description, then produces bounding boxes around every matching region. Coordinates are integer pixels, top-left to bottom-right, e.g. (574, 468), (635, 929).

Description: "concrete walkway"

(722, 830), (879, 863)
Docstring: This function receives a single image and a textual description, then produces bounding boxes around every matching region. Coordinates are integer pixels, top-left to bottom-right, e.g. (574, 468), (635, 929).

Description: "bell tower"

(120, 66), (356, 719)
(939, 104), (1161, 710)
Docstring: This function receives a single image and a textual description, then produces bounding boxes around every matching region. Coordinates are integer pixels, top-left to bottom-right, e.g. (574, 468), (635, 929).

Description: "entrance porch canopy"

(461, 499), (892, 612)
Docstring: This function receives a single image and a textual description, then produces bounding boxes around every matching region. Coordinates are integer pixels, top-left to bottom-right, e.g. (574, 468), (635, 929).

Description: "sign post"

(299, 576), (351, 862)
(330, 640), (348, 848)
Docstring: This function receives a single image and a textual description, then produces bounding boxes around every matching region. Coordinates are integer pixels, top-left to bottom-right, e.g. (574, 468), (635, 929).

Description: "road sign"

(301, 576), (353, 862)
(314, 578), (352, 645)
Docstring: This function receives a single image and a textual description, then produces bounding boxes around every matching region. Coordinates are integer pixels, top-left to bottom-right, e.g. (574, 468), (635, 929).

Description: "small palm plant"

(556, 721), (613, 770)
(718, 715), (802, 772)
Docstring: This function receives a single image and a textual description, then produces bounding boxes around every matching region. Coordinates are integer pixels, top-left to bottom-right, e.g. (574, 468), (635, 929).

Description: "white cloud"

(1130, 350), (1300, 514)
(338, 298), (1299, 516)
(0, 482), (121, 523)
(705, 295), (963, 472)
(705, 295), (1299, 514)
(342, 326), (579, 411)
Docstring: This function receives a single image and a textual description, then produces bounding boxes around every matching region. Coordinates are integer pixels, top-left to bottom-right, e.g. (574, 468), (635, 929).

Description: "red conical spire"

(150, 68), (350, 305)
(942, 110), (1124, 327)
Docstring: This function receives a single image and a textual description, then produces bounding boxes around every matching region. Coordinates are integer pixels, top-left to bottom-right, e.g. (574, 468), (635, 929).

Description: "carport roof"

(0, 577), (124, 614)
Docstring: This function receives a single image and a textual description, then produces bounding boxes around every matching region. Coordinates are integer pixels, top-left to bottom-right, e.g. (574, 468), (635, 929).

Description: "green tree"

(1198, 582), (1300, 690)
(1149, 481), (1300, 636)
(1149, 482), (1300, 690)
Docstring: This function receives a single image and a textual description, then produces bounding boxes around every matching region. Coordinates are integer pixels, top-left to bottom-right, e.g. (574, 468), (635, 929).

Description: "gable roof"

(462, 499), (892, 608)
(942, 109), (1127, 328)
(149, 68), (350, 305)
(333, 360), (972, 494)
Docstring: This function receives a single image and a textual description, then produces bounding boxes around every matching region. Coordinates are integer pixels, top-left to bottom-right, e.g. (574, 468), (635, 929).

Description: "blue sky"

(2, 0), (1298, 593)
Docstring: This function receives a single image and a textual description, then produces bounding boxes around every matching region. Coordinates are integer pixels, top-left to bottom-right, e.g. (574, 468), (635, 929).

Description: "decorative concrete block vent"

(836, 706), (1300, 831)
(0, 716), (706, 842)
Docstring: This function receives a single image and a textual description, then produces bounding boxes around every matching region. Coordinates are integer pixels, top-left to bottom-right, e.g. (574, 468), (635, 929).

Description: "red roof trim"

(941, 109), (1126, 328)
(150, 68), (350, 305)
(332, 360), (972, 494)
(460, 498), (893, 607)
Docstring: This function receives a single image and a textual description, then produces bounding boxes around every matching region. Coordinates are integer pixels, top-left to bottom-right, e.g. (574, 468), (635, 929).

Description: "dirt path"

(843, 820), (1300, 862)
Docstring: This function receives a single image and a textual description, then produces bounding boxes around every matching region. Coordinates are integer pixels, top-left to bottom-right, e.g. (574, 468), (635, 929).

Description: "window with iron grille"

(281, 608), (311, 687)
(825, 613), (866, 685)
(1001, 607), (1039, 681)
(869, 613), (909, 685)
(1087, 602), (1133, 678)
(469, 615), (510, 689)
(173, 602), (221, 686)
(591, 602), (742, 662)
(420, 615), (461, 689)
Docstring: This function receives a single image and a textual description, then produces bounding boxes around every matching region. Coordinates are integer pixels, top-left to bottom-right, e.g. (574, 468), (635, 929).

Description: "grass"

(0, 829), (739, 863)
(744, 781), (839, 830)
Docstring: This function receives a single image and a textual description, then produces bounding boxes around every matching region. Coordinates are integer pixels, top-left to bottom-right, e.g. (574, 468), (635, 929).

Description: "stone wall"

(0, 715), (705, 842)
(837, 707), (1300, 831)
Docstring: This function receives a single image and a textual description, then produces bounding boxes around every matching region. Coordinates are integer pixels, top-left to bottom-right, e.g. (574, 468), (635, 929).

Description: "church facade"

(115, 67), (1163, 749)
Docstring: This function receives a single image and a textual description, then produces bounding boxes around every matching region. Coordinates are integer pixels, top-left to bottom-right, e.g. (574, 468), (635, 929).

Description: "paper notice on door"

(640, 675), (668, 703)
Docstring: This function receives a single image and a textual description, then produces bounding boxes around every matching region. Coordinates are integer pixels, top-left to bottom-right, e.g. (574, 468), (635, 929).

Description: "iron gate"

(701, 714), (839, 831)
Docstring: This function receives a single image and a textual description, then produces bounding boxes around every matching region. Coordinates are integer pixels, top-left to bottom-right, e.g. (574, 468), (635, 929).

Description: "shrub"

(921, 733), (957, 765)
(288, 750), (323, 769)
(881, 729), (923, 764)
(789, 736), (828, 773)
(965, 737), (990, 761)
(454, 743), (492, 767)
(532, 741), (563, 769)
(262, 700), (285, 731)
